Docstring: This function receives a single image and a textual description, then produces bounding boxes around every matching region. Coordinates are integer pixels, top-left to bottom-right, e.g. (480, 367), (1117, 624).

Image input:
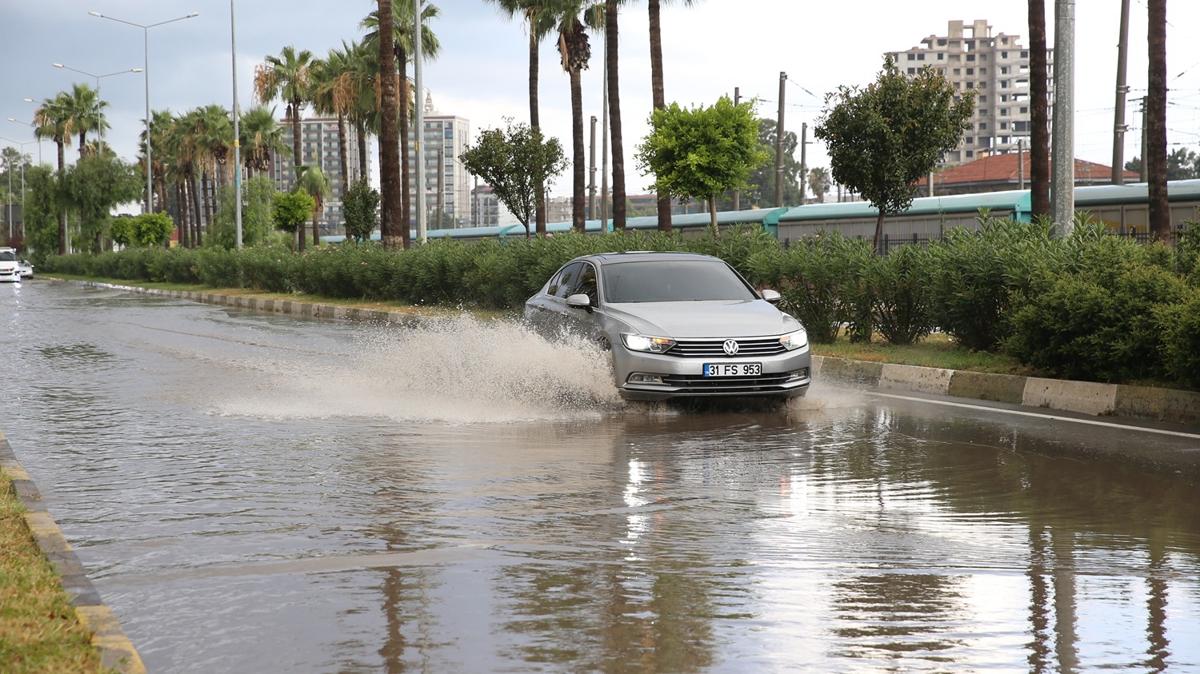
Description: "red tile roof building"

(916, 153), (1138, 196)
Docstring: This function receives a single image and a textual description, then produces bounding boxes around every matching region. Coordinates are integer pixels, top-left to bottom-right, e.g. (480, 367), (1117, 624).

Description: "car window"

(572, 264), (599, 305)
(0, 251), (15, 262)
(552, 263), (583, 299)
(602, 260), (758, 303)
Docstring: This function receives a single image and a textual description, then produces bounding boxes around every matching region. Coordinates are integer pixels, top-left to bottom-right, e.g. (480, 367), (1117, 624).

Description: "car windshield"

(602, 260), (758, 303)
(0, 251), (15, 262)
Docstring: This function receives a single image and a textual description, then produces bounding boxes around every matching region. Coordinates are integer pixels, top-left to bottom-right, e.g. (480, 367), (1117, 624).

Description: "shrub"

(1006, 262), (1188, 382)
(867, 244), (936, 345)
(1155, 289), (1200, 389)
(342, 179), (379, 243)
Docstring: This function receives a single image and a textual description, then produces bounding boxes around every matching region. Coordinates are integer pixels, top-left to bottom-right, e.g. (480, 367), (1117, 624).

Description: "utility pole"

(414, 0), (426, 244)
(733, 86), (741, 210)
(775, 72), (787, 207)
(588, 115), (597, 220)
(1018, 139), (1026, 189)
(1051, 0), (1076, 234)
(1139, 97), (1148, 182)
(798, 122), (808, 203)
(1112, 0), (1131, 184)
(928, 171), (935, 197)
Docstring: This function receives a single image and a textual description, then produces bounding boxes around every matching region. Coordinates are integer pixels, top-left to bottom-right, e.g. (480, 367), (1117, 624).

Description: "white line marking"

(866, 391), (1200, 440)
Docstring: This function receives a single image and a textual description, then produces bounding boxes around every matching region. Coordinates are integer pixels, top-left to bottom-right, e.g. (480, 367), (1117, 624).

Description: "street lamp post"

(10, 109), (43, 165)
(51, 63), (142, 146)
(89, 9), (199, 213)
(1, 138), (35, 244)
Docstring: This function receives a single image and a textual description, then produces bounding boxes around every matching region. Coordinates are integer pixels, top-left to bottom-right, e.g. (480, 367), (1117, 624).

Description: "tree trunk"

(649, 0), (672, 232)
(190, 172), (204, 247)
(570, 68), (586, 232)
(530, 27), (546, 236)
(1147, 0), (1170, 240)
(179, 182), (191, 248)
(56, 140), (67, 255)
(337, 113), (349, 204)
(378, 0), (403, 249)
(78, 132), (86, 159)
(606, 1), (626, 231)
(312, 207), (320, 248)
(356, 119), (368, 182)
(873, 210), (886, 256)
(289, 100), (303, 187)
(1028, 0), (1051, 218)
(399, 47), (412, 249)
(708, 196), (718, 237)
(202, 169), (214, 233)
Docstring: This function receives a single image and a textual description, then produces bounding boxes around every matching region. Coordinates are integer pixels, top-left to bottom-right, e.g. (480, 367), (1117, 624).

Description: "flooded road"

(3, 280), (1200, 672)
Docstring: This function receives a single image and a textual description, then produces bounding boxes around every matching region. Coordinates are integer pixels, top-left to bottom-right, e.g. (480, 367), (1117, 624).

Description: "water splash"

(217, 315), (624, 423)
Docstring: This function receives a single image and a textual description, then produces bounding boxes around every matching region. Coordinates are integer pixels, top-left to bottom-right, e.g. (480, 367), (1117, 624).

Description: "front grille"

(666, 337), (787, 358)
(661, 369), (807, 394)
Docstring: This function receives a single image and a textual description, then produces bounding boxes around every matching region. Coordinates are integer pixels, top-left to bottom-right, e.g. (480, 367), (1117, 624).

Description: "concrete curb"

(60, 279), (1200, 428)
(0, 432), (147, 674)
(813, 356), (1200, 428)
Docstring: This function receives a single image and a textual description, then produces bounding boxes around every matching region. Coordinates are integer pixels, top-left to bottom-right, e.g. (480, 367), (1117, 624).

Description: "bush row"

(44, 220), (1200, 389)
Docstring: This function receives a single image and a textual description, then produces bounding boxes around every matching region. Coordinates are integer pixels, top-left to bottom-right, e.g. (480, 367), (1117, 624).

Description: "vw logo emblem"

(722, 339), (740, 356)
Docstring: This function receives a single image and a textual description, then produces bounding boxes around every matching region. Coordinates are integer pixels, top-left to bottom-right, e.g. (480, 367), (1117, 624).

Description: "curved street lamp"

(88, 9), (199, 213)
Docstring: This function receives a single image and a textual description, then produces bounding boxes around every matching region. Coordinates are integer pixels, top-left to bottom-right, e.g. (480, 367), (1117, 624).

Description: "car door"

(558, 262), (605, 343)
(530, 262), (582, 336)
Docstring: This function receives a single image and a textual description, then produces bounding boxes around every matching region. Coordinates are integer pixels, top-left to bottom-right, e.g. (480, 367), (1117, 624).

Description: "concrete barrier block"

(1022, 377), (1118, 416)
(948, 371), (1028, 405)
(1114, 385), (1200, 426)
(817, 357), (883, 386)
(879, 363), (954, 396)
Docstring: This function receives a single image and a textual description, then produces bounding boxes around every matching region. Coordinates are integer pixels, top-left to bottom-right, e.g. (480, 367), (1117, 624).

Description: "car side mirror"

(761, 289), (781, 304)
(566, 293), (593, 310)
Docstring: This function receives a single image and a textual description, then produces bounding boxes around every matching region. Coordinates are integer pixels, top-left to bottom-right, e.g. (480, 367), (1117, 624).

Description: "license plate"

(703, 362), (762, 377)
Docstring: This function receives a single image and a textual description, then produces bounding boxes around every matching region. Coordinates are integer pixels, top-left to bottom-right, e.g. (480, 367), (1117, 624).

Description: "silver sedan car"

(524, 252), (811, 400)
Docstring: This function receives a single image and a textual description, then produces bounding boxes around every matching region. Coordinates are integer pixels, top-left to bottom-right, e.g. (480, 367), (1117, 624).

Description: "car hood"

(604, 300), (799, 338)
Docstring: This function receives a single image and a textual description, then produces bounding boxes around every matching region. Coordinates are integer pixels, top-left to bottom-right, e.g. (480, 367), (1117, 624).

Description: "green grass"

(0, 472), (108, 673)
(811, 332), (1039, 376)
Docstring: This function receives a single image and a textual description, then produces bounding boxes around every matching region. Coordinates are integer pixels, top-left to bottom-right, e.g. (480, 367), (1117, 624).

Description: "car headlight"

(621, 333), (676, 354)
(780, 329), (808, 351)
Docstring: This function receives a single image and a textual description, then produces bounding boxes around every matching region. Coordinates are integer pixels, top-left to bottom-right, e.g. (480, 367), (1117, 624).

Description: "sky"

(3, 0), (1200, 201)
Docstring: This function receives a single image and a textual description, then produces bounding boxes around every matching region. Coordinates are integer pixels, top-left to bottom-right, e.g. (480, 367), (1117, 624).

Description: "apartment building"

(270, 117), (367, 234)
(887, 19), (1053, 166)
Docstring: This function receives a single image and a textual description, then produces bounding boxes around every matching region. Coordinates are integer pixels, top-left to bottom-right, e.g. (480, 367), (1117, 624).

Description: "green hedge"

(43, 221), (1200, 389)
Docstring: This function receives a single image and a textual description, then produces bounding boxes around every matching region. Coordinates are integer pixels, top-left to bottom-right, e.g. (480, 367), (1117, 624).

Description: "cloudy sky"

(3, 0), (1199, 199)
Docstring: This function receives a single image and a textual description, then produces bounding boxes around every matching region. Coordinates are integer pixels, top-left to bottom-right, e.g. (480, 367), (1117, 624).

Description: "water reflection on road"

(2, 281), (1199, 672)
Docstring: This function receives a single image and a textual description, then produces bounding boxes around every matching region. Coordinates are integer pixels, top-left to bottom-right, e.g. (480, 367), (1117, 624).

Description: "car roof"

(571, 251), (722, 266)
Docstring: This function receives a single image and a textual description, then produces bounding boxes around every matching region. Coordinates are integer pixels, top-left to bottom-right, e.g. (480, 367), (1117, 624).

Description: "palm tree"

(309, 49), (354, 205)
(33, 93), (73, 254)
(239, 106), (289, 179)
(557, 3), (592, 232)
(648, 0), (692, 230)
(255, 45), (314, 189)
(64, 83), (108, 158)
(492, 0), (558, 235)
(369, 0), (402, 247)
(1028, 0), (1050, 219)
(298, 165), (331, 247)
(605, 0), (626, 230)
(140, 110), (175, 212)
(1147, 0), (1169, 240)
(343, 40), (376, 181)
(362, 1), (440, 249)
(808, 167), (831, 203)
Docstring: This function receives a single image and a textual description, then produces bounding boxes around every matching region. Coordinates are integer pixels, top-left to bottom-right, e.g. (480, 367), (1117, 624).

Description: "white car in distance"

(0, 248), (21, 283)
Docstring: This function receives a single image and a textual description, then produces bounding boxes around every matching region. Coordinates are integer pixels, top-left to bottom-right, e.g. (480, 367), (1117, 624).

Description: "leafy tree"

(210, 176), (277, 249)
(1125, 147), (1200, 181)
(112, 213), (174, 248)
(272, 190), (316, 251)
(62, 153), (141, 252)
(21, 166), (59, 264)
(459, 121), (567, 238)
(343, 178), (379, 242)
(636, 96), (767, 236)
(816, 57), (973, 254)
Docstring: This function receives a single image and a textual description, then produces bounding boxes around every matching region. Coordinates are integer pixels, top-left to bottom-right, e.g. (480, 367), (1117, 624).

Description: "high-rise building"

(270, 117), (368, 234)
(470, 184), (519, 228)
(887, 19), (1053, 166)
(411, 94), (472, 228)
